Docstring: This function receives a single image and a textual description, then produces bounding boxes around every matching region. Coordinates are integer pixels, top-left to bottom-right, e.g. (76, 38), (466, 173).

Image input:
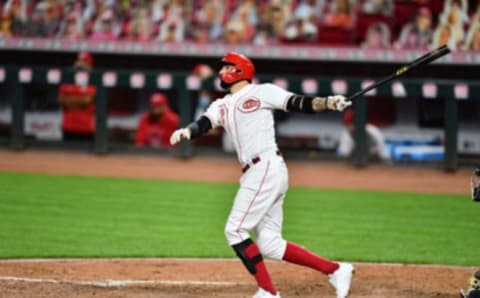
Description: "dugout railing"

(1, 65), (478, 171)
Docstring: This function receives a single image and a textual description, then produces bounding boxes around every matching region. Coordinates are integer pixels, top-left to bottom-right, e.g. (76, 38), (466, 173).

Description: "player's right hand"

(327, 95), (352, 112)
(170, 128), (191, 145)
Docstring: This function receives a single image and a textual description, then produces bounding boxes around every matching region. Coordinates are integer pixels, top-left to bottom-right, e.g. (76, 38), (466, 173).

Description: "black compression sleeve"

(286, 94), (315, 113)
(186, 116), (212, 139)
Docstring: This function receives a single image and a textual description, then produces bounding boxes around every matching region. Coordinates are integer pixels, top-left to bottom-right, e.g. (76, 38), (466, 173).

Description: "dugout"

(0, 39), (479, 171)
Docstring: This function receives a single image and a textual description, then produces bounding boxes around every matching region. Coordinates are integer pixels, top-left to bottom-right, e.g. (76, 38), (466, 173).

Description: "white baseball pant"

(224, 151), (288, 260)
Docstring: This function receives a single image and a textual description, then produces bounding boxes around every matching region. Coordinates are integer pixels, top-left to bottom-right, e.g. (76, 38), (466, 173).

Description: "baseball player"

(170, 52), (354, 298)
(58, 52), (96, 141)
(135, 93), (179, 148)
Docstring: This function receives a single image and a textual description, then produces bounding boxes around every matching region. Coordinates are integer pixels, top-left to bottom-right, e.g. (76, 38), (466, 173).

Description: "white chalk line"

(0, 258), (476, 269)
(0, 276), (251, 288)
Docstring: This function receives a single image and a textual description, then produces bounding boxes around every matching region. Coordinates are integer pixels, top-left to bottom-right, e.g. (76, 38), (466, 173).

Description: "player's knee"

(256, 234), (286, 260)
(224, 223), (248, 245)
(224, 224), (235, 243)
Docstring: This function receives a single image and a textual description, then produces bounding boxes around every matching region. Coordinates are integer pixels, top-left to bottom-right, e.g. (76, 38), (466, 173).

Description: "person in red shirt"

(135, 93), (180, 148)
(58, 52), (96, 141)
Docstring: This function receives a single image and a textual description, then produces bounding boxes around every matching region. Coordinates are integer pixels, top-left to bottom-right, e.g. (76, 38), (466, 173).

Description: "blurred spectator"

(190, 23), (211, 43)
(0, 14), (12, 37)
(167, 0), (187, 20)
(471, 4), (480, 25)
(229, 3), (257, 41)
(294, 0), (314, 19)
(150, 0), (168, 23)
(60, 0), (96, 36)
(95, 0), (122, 17)
(82, 0), (97, 23)
(8, 0), (479, 52)
(223, 19), (247, 44)
(193, 63), (214, 80)
(90, 10), (118, 41)
(324, 0), (354, 29)
(58, 52), (96, 142)
(58, 13), (84, 40)
(61, 0), (78, 16)
(284, 0), (319, 42)
(192, 64), (215, 120)
(439, 0), (468, 45)
(362, 0), (393, 16)
(464, 23), (480, 51)
(253, 23), (276, 44)
(25, 0), (61, 37)
(362, 22), (391, 48)
(126, 6), (153, 41)
(443, 0), (468, 18)
(313, 0), (328, 12)
(154, 0), (185, 42)
(158, 21), (184, 42)
(257, 1), (290, 43)
(395, 7), (433, 50)
(431, 23), (457, 50)
(337, 109), (390, 161)
(135, 93), (180, 148)
(284, 15), (318, 42)
(157, 0), (185, 42)
(193, 0), (224, 42)
(3, 0), (27, 35)
(230, 0), (259, 28)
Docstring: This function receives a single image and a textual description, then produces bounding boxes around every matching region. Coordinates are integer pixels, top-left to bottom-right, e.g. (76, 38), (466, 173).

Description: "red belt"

(242, 150), (281, 173)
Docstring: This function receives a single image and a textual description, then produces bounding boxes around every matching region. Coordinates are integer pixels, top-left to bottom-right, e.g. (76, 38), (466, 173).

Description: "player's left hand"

(327, 95), (352, 112)
(170, 128), (191, 145)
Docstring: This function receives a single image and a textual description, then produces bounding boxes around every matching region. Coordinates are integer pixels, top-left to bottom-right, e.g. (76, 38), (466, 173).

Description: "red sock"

(244, 242), (277, 295)
(283, 242), (339, 274)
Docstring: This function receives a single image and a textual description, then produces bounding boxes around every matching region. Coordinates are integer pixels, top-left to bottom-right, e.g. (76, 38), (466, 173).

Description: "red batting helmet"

(150, 93), (167, 107)
(219, 52), (255, 84)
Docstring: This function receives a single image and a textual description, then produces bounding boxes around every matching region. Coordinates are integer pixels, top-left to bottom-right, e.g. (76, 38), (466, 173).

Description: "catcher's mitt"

(461, 271), (480, 298)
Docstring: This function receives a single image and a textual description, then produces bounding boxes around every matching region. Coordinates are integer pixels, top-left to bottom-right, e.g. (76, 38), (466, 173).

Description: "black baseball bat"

(347, 45), (451, 101)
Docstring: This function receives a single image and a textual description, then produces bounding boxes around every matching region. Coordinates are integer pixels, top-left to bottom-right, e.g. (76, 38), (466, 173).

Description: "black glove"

(472, 168), (480, 202)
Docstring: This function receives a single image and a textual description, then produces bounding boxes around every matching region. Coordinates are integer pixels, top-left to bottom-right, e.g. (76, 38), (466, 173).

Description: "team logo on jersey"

(238, 98), (260, 113)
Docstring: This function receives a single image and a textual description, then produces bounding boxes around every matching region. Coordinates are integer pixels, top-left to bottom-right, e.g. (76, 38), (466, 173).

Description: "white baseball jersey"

(204, 83), (293, 166)
(204, 83), (292, 257)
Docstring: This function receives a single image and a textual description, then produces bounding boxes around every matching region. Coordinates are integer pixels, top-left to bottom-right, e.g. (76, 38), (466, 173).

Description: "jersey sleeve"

(260, 83), (293, 111)
(203, 99), (223, 128)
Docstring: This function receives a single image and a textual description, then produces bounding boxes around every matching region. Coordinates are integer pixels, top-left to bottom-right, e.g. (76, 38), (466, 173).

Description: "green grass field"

(0, 172), (478, 265)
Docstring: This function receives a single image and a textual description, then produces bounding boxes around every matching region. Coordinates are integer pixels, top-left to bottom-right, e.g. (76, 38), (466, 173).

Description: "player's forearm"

(286, 95), (332, 113)
(186, 116), (212, 139)
(170, 116), (213, 145)
(286, 94), (351, 113)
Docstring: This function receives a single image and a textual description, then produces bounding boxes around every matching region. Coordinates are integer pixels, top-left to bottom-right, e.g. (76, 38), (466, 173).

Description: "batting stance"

(170, 52), (354, 298)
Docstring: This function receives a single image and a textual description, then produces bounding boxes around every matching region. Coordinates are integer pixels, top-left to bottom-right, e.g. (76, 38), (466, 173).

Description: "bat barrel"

(346, 45), (451, 102)
(408, 45), (450, 69)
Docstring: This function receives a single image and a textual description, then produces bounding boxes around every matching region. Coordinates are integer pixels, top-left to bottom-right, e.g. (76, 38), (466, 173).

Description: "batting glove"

(170, 128), (191, 145)
(327, 95), (352, 112)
